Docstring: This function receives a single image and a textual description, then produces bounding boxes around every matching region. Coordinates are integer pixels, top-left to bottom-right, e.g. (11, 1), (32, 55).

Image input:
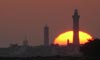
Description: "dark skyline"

(0, 0), (100, 47)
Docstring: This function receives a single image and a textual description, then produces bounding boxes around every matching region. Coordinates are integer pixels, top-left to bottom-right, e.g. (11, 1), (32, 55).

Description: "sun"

(53, 30), (93, 46)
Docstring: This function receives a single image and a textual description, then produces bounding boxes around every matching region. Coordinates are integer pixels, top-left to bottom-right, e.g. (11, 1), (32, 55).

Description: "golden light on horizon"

(53, 31), (93, 46)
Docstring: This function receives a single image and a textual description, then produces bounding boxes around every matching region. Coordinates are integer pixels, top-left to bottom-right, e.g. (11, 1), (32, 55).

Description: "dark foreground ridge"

(0, 56), (100, 60)
(0, 57), (84, 60)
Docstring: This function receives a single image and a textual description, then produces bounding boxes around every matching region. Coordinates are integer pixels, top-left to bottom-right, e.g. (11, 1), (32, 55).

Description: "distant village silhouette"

(0, 9), (99, 59)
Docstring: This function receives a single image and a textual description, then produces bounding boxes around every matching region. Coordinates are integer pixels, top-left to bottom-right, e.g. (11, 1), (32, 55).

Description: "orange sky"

(0, 0), (100, 47)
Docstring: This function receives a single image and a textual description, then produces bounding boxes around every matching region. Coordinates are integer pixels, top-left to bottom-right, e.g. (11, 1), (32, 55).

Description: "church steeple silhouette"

(23, 35), (28, 46)
(72, 9), (80, 46)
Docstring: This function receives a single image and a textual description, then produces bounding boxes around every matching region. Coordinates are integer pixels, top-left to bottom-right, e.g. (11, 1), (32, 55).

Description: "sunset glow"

(54, 31), (93, 46)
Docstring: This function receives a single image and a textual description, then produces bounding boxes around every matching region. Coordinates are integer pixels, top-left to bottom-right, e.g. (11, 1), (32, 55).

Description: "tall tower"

(72, 9), (80, 46)
(44, 24), (49, 46)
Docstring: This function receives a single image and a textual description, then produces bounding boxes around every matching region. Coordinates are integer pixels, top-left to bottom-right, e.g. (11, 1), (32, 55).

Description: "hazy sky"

(0, 0), (100, 47)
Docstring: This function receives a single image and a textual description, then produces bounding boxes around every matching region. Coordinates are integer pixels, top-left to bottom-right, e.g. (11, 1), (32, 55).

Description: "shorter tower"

(44, 24), (49, 46)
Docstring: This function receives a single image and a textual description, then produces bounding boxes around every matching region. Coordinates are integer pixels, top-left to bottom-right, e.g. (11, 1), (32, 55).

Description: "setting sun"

(54, 31), (93, 46)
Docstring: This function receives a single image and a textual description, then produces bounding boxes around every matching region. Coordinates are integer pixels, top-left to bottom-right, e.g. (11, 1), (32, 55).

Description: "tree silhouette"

(80, 38), (100, 57)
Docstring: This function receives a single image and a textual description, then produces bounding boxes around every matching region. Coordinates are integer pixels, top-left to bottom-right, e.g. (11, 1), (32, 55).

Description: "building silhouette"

(72, 9), (80, 46)
(0, 10), (83, 57)
(22, 35), (28, 46)
(44, 24), (49, 46)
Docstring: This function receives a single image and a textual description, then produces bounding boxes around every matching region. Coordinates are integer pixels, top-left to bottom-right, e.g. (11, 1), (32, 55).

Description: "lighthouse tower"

(44, 24), (49, 46)
(72, 9), (80, 46)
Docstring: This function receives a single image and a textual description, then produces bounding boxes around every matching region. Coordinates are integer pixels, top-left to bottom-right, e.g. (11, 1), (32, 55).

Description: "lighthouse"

(72, 9), (80, 46)
(44, 24), (49, 46)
